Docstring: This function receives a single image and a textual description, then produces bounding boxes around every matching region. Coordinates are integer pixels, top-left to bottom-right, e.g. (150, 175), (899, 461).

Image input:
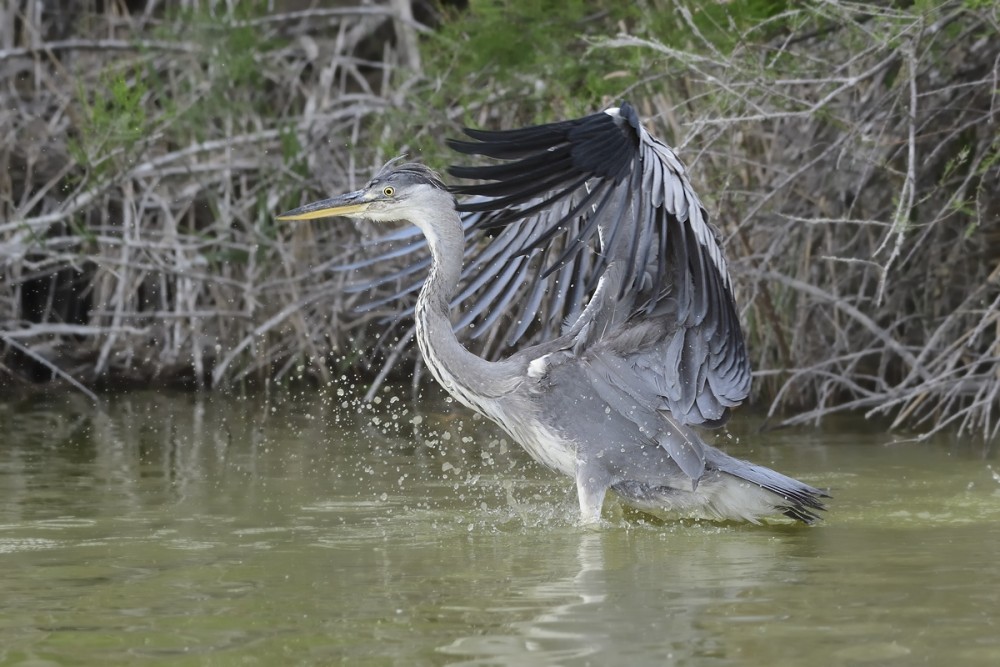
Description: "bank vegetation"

(1, 0), (998, 442)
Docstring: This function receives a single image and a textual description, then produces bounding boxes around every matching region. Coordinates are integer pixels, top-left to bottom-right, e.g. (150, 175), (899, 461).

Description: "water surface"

(1, 390), (998, 665)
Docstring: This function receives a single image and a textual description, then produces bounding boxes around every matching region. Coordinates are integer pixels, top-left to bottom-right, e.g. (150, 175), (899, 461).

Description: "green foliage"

(70, 68), (152, 174)
(149, 1), (279, 141)
(397, 0), (797, 168)
(425, 0), (636, 112)
(417, 0), (796, 126)
(69, 0), (287, 186)
(642, 0), (791, 51)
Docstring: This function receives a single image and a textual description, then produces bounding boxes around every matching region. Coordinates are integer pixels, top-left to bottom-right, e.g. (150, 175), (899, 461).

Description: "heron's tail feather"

(713, 456), (828, 524)
(611, 455), (828, 525)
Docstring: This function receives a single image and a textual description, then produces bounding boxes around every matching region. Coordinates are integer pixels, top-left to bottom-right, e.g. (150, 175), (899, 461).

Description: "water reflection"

(438, 532), (608, 664)
(436, 523), (828, 665)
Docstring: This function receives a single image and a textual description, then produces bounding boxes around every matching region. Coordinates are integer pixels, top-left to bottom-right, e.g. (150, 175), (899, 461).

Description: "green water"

(1, 390), (998, 666)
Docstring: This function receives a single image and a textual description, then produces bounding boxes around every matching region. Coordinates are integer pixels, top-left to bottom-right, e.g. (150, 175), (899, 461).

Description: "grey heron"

(278, 103), (826, 524)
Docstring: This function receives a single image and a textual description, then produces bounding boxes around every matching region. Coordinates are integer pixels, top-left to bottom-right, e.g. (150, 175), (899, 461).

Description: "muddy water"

(1, 390), (998, 665)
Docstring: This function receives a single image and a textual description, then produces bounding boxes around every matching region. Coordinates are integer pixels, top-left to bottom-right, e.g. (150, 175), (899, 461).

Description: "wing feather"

(325, 102), (751, 423)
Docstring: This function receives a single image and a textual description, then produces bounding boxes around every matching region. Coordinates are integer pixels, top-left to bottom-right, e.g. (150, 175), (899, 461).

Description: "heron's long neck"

(410, 206), (514, 407)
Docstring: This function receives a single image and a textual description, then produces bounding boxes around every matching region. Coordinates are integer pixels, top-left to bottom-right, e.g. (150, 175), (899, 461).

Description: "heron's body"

(278, 103), (827, 524)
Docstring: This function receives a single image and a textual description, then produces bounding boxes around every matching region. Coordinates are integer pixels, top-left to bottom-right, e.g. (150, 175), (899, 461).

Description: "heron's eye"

(382, 186), (395, 197)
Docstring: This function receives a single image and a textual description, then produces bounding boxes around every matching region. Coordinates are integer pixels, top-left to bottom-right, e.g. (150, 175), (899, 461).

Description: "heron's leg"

(575, 465), (609, 524)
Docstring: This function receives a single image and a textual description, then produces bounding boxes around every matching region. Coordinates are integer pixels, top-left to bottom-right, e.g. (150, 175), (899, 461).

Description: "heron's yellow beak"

(276, 190), (371, 221)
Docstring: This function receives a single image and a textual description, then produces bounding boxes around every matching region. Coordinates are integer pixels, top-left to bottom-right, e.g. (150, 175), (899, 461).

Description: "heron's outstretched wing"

(328, 102), (750, 419)
(450, 102), (750, 424)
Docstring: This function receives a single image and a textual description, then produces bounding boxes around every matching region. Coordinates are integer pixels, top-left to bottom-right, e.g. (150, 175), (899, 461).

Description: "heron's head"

(276, 159), (452, 225)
